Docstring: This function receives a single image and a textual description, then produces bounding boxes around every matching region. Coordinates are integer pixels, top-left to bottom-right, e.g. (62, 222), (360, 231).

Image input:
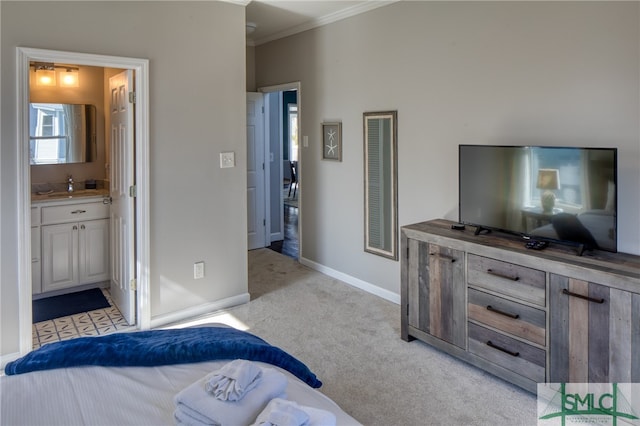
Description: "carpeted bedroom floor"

(188, 248), (537, 425)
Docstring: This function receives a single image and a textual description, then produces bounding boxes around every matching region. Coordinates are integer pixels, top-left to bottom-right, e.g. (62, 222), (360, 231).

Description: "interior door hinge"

(261, 106), (264, 114)
(263, 219), (266, 226)
(129, 91), (136, 104)
(130, 278), (137, 291)
(129, 185), (137, 197)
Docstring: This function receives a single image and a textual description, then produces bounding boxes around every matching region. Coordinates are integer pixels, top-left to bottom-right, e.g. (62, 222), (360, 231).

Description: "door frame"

(258, 82), (301, 260)
(16, 47), (151, 355)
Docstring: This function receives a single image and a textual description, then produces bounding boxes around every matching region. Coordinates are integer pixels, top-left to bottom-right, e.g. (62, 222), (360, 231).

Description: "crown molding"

(251, 0), (398, 46)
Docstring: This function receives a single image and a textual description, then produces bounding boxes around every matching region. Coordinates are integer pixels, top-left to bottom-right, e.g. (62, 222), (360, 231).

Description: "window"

(29, 103), (69, 164)
(288, 104), (298, 162)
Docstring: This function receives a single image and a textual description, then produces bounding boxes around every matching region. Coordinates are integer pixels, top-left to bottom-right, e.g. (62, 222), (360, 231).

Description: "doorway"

(261, 84), (301, 260)
(16, 47), (151, 355)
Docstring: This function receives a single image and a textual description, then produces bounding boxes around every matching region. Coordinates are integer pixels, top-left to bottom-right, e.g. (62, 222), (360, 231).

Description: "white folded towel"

(252, 398), (337, 426)
(174, 367), (288, 426)
(206, 359), (263, 401)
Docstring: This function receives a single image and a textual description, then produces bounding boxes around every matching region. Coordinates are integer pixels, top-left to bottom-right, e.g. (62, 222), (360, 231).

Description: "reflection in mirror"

(364, 111), (398, 260)
(29, 103), (96, 165)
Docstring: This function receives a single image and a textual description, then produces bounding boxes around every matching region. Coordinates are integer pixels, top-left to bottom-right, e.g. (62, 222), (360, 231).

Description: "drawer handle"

(486, 269), (519, 281)
(486, 340), (519, 357)
(429, 253), (456, 263)
(71, 209), (87, 214)
(562, 288), (604, 304)
(486, 305), (520, 319)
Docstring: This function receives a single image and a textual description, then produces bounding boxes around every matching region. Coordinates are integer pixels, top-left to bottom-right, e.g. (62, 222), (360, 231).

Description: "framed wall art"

(321, 122), (342, 161)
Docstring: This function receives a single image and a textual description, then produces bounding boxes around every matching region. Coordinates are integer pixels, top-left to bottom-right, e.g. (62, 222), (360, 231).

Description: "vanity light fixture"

(34, 63), (56, 87)
(32, 63), (80, 87)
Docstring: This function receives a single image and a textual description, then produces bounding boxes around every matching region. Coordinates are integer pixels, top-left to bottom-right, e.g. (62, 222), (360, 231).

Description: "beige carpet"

(207, 249), (537, 425)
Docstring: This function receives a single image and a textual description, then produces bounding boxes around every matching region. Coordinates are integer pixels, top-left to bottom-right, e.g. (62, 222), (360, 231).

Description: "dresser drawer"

(467, 254), (545, 306)
(41, 202), (109, 224)
(468, 288), (546, 346)
(468, 322), (546, 383)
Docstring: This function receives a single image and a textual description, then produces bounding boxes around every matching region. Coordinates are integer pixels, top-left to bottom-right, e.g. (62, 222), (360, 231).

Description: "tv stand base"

(474, 226), (492, 236)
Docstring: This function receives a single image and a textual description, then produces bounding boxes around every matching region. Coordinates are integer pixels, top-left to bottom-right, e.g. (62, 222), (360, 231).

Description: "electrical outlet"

(220, 152), (235, 168)
(194, 261), (205, 279)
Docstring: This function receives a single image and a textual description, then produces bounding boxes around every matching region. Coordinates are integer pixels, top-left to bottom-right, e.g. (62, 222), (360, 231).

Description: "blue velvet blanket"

(4, 326), (322, 388)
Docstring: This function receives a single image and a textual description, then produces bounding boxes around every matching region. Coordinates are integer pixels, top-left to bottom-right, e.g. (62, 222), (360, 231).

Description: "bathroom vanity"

(31, 190), (110, 297)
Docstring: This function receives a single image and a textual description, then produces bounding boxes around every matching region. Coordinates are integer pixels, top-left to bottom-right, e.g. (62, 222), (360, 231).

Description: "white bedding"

(1, 360), (361, 425)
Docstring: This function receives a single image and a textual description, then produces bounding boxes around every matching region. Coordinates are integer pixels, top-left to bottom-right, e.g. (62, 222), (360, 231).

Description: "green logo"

(538, 383), (639, 425)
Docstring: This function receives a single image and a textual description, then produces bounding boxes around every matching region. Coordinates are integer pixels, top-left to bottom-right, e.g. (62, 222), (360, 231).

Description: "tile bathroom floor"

(32, 288), (134, 349)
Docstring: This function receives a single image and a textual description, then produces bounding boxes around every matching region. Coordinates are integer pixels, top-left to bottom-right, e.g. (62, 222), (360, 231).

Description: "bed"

(1, 325), (361, 425)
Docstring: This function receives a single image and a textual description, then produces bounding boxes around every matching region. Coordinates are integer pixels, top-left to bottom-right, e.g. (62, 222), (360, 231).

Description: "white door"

(247, 93), (266, 250)
(109, 70), (135, 324)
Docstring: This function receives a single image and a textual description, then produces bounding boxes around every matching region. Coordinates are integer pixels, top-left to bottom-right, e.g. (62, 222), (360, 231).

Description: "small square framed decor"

(321, 122), (342, 161)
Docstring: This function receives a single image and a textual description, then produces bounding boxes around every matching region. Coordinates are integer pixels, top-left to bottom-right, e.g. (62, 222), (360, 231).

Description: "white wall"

(255, 1), (640, 296)
(1, 1), (248, 357)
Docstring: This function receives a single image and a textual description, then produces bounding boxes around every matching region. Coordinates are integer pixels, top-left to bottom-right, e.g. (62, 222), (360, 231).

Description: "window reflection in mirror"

(29, 103), (96, 165)
(364, 111), (398, 260)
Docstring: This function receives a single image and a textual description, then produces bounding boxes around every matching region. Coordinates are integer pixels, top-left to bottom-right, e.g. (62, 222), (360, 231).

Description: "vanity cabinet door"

(405, 239), (466, 349)
(42, 223), (79, 292)
(549, 274), (640, 383)
(78, 219), (110, 284)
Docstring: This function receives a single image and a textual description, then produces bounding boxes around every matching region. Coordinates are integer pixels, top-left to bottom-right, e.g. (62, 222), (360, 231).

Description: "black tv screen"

(459, 145), (617, 253)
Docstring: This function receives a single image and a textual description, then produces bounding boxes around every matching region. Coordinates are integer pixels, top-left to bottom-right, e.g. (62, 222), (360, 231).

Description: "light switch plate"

(220, 152), (235, 168)
(194, 261), (205, 279)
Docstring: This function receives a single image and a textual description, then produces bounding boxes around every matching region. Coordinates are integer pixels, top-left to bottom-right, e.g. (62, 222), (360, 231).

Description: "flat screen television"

(458, 145), (618, 253)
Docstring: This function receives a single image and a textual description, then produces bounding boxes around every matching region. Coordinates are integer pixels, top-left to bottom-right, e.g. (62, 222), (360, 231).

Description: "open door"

(109, 70), (136, 324)
(247, 92), (266, 250)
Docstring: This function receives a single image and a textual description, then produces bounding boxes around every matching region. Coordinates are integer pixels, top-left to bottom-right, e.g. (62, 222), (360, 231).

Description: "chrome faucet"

(67, 175), (74, 193)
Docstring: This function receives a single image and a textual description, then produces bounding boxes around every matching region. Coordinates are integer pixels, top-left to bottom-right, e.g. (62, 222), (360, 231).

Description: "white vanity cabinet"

(31, 206), (42, 294)
(36, 198), (110, 293)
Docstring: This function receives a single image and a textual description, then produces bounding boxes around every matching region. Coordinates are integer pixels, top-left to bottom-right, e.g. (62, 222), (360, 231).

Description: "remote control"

(525, 240), (548, 250)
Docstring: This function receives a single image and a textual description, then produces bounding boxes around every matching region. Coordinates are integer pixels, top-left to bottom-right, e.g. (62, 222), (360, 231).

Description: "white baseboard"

(299, 257), (400, 305)
(149, 293), (250, 329)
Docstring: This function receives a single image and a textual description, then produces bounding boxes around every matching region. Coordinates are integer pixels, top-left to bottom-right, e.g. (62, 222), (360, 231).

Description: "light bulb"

(36, 69), (56, 86)
(59, 69), (79, 87)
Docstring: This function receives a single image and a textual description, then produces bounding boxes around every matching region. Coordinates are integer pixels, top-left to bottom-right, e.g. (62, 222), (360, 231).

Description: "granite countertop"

(31, 188), (110, 203)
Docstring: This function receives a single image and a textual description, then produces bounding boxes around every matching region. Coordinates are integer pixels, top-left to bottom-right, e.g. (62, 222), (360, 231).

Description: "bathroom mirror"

(29, 103), (96, 165)
(364, 111), (398, 260)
